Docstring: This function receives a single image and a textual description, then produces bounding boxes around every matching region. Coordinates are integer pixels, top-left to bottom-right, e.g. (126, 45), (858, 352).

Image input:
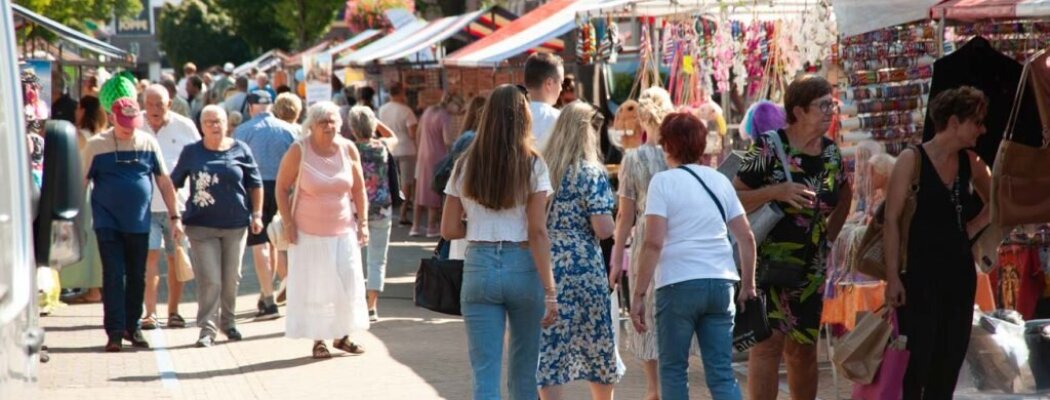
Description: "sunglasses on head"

(515, 84), (529, 99)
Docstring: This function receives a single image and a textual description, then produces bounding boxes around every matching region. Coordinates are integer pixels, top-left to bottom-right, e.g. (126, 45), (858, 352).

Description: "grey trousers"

(186, 225), (248, 339)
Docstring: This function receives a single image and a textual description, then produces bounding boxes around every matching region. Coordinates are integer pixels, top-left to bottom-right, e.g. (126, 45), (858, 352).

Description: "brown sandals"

(333, 336), (365, 355)
(312, 341), (331, 359)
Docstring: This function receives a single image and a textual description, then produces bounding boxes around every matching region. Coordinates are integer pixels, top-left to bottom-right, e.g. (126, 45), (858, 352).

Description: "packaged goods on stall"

(965, 309), (1037, 394)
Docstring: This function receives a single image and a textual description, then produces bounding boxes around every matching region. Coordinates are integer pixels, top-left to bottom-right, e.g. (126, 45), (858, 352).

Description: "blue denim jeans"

(655, 278), (742, 400)
(461, 242), (545, 400)
(95, 229), (150, 337)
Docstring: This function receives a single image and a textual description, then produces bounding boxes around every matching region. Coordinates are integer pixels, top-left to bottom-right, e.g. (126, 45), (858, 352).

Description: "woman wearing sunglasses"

(441, 84), (557, 400)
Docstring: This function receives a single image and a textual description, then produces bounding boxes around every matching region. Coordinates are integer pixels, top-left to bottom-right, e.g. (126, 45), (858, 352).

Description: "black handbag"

(733, 295), (772, 352)
(386, 143), (405, 208)
(757, 178), (824, 289)
(413, 241), (463, 316)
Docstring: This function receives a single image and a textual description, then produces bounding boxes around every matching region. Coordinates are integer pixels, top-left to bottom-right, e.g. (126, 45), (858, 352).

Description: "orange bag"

(975, 271), (995, 312)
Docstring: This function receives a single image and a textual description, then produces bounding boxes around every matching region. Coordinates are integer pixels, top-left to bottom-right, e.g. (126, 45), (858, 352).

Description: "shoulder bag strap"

(1004, 58), (1030, 143)
(764, 131), (793, 183)
(290, 141), (306, 217)
(678, 165), (727, 224)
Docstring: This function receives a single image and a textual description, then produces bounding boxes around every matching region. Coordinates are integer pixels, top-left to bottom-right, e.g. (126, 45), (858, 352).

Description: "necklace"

(113, 133), (140, 164)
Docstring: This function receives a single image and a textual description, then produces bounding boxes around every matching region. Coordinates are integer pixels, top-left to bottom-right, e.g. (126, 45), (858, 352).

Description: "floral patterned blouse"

(355, 139), (391, 220)
(736, 129), (847, 344)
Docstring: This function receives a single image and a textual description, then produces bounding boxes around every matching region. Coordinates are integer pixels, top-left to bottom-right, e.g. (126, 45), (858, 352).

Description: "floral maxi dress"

(538, 162), (625, 386)
(736, 130), (846, 345)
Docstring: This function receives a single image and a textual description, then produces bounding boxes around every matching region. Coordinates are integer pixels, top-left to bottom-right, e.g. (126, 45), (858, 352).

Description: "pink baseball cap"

(111, 98), (144, 129)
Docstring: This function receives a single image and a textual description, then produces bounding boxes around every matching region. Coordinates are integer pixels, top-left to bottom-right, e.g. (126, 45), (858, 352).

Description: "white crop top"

(445, 158), (552, 242)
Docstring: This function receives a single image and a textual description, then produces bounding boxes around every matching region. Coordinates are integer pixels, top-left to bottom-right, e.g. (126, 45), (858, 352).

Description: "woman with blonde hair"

(538, 101), (622, 399)
(441, 84), (557, 400)
(275, 101), (370, 358)
(608, 86), (675, 400)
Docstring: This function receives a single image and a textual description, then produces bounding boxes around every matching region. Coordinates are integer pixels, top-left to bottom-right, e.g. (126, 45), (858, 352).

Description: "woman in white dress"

(275, 101), (371, 358)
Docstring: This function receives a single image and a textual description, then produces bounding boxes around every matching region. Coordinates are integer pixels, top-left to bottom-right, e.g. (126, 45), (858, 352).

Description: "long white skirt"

(286, 230), (370, 339)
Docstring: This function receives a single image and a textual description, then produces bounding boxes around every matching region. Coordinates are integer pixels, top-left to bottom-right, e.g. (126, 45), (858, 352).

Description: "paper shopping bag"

(833, 306), (892, 384)
(174, 244), (194, 282)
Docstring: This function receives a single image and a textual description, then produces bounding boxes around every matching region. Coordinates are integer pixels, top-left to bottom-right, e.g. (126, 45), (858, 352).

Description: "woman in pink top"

(275, 101), (370, 359)
(412, 94), (459, 237)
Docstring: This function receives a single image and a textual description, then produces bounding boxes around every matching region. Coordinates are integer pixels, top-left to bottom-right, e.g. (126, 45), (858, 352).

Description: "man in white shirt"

(141, 84), (201, 330)
(524, 53), (565, 148)
(176, 62), (196, 102)
(377, 82), (418, 225)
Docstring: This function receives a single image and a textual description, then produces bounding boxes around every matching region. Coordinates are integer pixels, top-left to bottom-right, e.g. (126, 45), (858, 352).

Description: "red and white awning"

(336, 20), (430, 66)
(444, 0), (592, 68)
(378, 8), (511, 64)
(931, 0), (1050, 20)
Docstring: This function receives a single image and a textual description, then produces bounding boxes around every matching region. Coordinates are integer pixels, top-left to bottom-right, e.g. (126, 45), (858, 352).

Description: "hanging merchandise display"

(797, 1), (837, 68)
(838, 22), (937, 155)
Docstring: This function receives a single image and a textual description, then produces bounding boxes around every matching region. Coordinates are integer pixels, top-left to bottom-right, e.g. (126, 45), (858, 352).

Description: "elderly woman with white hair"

(345, 105), (395, 322)
(608, 86), (675, 400)
(170, 105), (264, 347)
(275, 101), (370, 359)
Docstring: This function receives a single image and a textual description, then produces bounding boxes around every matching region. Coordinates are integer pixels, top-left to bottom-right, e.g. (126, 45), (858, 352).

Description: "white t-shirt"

(445, 158), (552, 242)
(645, 164), (745, 288)
(146, 113), (201, 212)
(378, 101), (418, 158)
(529, 101), (560, 148)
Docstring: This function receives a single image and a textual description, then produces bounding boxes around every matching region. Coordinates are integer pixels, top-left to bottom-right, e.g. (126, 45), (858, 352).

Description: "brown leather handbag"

(992, 49), (1050, 227)
(853, 146), (921, 280)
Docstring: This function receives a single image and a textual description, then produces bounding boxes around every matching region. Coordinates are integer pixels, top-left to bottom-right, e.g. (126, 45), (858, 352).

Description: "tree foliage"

(274, 0), (345, 51)
(211, 0), (293, 54)
(156, 0), (251, 72)
(14, 0), (141, 36)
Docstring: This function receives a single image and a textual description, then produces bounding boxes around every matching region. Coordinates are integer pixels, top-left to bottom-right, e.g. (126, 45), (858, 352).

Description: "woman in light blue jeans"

(629, 113), (757, 400)
(441, 85), (558, 400)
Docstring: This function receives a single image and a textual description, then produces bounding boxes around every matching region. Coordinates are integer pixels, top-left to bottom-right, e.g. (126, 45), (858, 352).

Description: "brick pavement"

(37, 225), (853, 399)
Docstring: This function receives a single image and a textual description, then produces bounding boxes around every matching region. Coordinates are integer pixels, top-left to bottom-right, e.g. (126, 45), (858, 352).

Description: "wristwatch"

(170, 215), (181, 221)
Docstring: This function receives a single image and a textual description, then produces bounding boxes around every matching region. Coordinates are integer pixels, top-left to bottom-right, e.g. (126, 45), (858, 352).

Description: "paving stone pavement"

(37, 225), (853, 399)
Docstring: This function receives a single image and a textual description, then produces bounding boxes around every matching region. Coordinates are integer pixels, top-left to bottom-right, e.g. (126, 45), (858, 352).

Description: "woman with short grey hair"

(346, 105), (394, 321)
(171, 105), (264, 347)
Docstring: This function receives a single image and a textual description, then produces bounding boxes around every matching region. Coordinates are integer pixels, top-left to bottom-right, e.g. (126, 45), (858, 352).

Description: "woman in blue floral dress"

(538, 102), (623, 399)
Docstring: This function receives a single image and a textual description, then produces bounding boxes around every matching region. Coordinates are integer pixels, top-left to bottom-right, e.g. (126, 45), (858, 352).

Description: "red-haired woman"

(629, 112), (757, 399)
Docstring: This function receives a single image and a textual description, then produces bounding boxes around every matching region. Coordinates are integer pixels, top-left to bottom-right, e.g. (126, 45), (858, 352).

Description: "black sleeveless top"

(906, 146), (979, 281)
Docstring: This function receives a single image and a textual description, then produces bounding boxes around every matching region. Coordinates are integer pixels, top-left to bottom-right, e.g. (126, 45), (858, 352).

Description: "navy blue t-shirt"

(171, 140), (263, 229)
(83, 130), (167, 233)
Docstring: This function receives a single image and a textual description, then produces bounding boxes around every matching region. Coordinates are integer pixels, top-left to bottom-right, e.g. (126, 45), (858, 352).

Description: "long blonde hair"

(542, 101), (603, 198)
(456, 85), (536, 210)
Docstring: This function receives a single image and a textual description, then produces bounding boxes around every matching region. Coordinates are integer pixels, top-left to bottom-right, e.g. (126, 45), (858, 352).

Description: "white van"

(0, 0), (84, 396)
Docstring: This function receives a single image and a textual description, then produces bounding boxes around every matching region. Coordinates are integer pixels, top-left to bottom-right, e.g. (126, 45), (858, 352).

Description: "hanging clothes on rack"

(992, 236), (1047, 320)
(922, 36), (1042, 167)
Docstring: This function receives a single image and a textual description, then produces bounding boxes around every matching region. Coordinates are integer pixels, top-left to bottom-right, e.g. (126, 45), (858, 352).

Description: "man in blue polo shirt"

(234, 90), (296, 320)
(82, 96), (185, 352)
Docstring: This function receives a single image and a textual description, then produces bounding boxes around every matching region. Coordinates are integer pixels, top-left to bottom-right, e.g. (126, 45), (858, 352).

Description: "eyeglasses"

(113, 135), (140, 164)
(202, 119), (225, 126)
(811, 100), (839, 115)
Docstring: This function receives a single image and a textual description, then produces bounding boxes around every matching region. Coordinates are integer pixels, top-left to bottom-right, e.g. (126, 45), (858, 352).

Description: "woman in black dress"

(884, 86), (992, 399)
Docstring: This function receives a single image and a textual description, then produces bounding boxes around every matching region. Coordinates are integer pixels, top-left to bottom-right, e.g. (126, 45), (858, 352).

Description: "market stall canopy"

(336, 19), (430, 66)
(233, 49), (290, 76)
(12, 3), (128, 60)
(444, 0), (603, 67)
(931, 0), (1050, 21)
(833, 0), (941, 37)
(286, 40), (334, 68)
(377, 6), (523, 65)
(325, 30), (380, 57)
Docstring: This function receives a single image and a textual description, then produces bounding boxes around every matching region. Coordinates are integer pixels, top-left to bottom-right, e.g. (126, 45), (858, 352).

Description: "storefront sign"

(116, 0), (151, 35)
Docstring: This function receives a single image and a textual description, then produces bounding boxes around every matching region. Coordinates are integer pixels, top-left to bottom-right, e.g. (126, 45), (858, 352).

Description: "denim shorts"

(148, 212), (187, 253)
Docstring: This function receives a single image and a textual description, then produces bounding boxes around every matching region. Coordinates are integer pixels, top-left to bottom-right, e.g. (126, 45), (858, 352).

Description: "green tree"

(14, 0), (141, 36)
(212, 0), (292, 54)
(273, 0), (345, 51)
(156, 0), (251, 73)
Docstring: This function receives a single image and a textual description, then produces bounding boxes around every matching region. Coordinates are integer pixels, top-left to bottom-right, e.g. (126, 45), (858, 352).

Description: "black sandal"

(312, 341), (331, 359)
(333, 336), (365, 354)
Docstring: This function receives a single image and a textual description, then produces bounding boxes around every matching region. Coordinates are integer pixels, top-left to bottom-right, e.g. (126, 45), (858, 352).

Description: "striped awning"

(11, 3), (127, 59)
(444, 0), (602, 68)
(336, 20), (429, 66)
(931, 0), (1050, 20)
(325, 30), (380, 57)
(378, 9), (494, 64)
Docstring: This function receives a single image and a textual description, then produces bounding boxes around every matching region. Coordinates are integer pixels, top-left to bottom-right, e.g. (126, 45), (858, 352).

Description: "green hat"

(99, 71), (138, 113)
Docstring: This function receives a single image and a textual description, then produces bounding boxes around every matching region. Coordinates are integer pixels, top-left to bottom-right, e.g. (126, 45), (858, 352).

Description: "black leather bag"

(733, 295), (772, 352)
(414, 245), (463, 316)
(386, 143), (405, 208)
(757, 262), (809, 288)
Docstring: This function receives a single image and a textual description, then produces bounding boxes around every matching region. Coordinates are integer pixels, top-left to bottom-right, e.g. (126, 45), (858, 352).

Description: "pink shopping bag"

(852, 310), (910, 400)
